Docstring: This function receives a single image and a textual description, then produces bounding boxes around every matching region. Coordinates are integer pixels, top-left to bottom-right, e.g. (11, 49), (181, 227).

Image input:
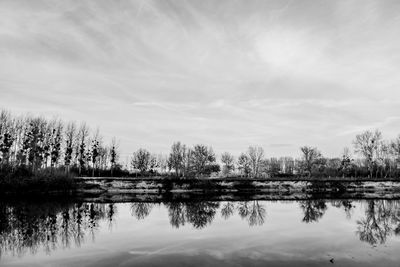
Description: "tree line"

(2, 109), (400, 180)
(0, 110), (121, 179)
(132, 130), (400, 179)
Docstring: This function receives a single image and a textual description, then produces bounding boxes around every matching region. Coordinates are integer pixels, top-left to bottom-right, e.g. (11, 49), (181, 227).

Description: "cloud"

(0, 0), (399, 158)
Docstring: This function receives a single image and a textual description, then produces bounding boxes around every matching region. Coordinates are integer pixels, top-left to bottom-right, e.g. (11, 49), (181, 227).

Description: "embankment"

(74, 177), (400, 202)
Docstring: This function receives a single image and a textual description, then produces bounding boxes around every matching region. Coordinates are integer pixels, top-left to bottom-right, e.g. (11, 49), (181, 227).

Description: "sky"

(1, 0), (400, 160)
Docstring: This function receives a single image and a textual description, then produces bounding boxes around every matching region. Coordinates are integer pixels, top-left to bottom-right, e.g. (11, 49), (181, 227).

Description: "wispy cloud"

(1, 0), (399, 157)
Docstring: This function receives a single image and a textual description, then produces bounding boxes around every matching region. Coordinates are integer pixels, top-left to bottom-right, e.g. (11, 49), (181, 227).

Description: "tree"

(0, 132), (13, 166)
(247, 146), (264, 178)
(190, 144), (216, 177)
(279, 157), (295, 176)
(391, 136), (400, 176)
(64, 122), (76, 174)
(157, 154), (168, 174)
(182, 148), (192, 177)
(110, 137), (118, 177)
(376, 141), (393, 178)
(353, 130), (382, 178)
(91, 140), (99, 177)
(237, 153), (251, 177)
(149, 154), (158, 173)
(50, 121), (63, 169)
(340, 147), (352, 177)
(24, 117), (47, 172)
(221, 152), (234, 177)
(131, 148), (151, 175)
(267, 158), (281, 177)
(77, 123), (89, 176)
(391, 135), (400, 163)
(204, 163), (221, 176)
(0, 110), (13, 166)
(299, 146), (322, 177)
(168, 142), (186, 176)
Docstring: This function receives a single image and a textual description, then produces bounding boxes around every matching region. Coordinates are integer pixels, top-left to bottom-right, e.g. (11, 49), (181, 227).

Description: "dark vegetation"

(1, 109), (400, 194)
(0, 109), (122, 193)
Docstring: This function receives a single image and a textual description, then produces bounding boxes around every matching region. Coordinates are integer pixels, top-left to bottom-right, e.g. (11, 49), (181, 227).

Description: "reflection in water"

(0, 202), (116, 258)
(221, 202), (235, 220)
(2, 199), (400, 260)
(130, 203), (153, 220)
(237, 201), (266, 226)
(331, 200), (354, 219)
(299, 200), (327, 223)
(165, 202), (220, 229)
(356, 200), (400, 245)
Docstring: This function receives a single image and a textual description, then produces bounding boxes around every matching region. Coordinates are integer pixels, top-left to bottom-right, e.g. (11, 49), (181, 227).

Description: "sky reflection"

(2, 199), (400, 266)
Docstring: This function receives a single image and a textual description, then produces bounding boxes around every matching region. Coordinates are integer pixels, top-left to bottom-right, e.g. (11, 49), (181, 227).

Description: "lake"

(1, 198), (400, 266)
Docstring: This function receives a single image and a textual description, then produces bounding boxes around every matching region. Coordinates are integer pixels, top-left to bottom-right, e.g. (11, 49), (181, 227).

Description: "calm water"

(1, 199), (400, 266)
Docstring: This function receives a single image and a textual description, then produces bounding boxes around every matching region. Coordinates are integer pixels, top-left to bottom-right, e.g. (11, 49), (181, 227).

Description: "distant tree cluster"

(133, 129), (400, 179)
(0, 109), (121, 178)
(131, 142), (220, 178)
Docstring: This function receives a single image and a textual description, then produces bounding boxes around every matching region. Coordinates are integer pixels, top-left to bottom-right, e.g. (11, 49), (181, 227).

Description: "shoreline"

(2, 176), (400, 199)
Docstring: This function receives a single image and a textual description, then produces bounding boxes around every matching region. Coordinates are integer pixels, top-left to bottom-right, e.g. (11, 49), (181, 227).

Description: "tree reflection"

(300, 200), (327, 223)
(130, 203), (154, 220)
(106, 204), (117, 229)
(237, 201), (266, 226)
(356, 200), (400, 245)
(0, 201), (113, 258)
(186, 202), (219, 229)
(167, 202), (186, 228)
(3, 199), (400, 259)
(166, 202), (220, 229)
(331, 200), (354, 219)
(221, 202), (235, 220)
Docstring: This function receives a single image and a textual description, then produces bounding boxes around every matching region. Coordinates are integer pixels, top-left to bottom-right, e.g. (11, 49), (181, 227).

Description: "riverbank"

(70, 177), (400, 202)
(2, 176), (400, 199)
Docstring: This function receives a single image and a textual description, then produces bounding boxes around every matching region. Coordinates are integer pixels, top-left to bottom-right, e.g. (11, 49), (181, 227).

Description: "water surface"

(1, 199), (400, 266)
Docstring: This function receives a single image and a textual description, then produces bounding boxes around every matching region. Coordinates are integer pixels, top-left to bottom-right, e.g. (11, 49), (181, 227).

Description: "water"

(1, 199), (400, 266)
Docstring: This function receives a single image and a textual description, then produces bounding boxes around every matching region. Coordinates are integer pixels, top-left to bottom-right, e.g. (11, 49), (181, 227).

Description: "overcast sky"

(1, 0), (400, 159)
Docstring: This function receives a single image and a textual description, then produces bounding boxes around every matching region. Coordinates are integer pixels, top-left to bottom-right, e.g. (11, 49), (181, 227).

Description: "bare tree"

(157, 154), (168, 174)
(391, 135), (400, 174)
(149, 153), (158, 173)
(50, 120), (63, 169)
(353, 130), (382, 178)
(247, 146), (264, 178)
(24, 117), (47, 172)
(221, 152), (234, 177)
(340, 147), (352, 177)
(64, 122), (76, 174)
(109, 137), (118, 177)
(237, 153), (251, 177)
(131, 148), (151, 175)
(168, 141), (186, 176)
(182, 147), (192, 177)
(77, 123), (90, 176)
(190, 144), (216, 177)
(376, 141), (392, 178)
(279, 157), (295, 175)
(299, 146), (322, 177)
(0, 110), (13, 166)
(90, 129), (102, 177)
